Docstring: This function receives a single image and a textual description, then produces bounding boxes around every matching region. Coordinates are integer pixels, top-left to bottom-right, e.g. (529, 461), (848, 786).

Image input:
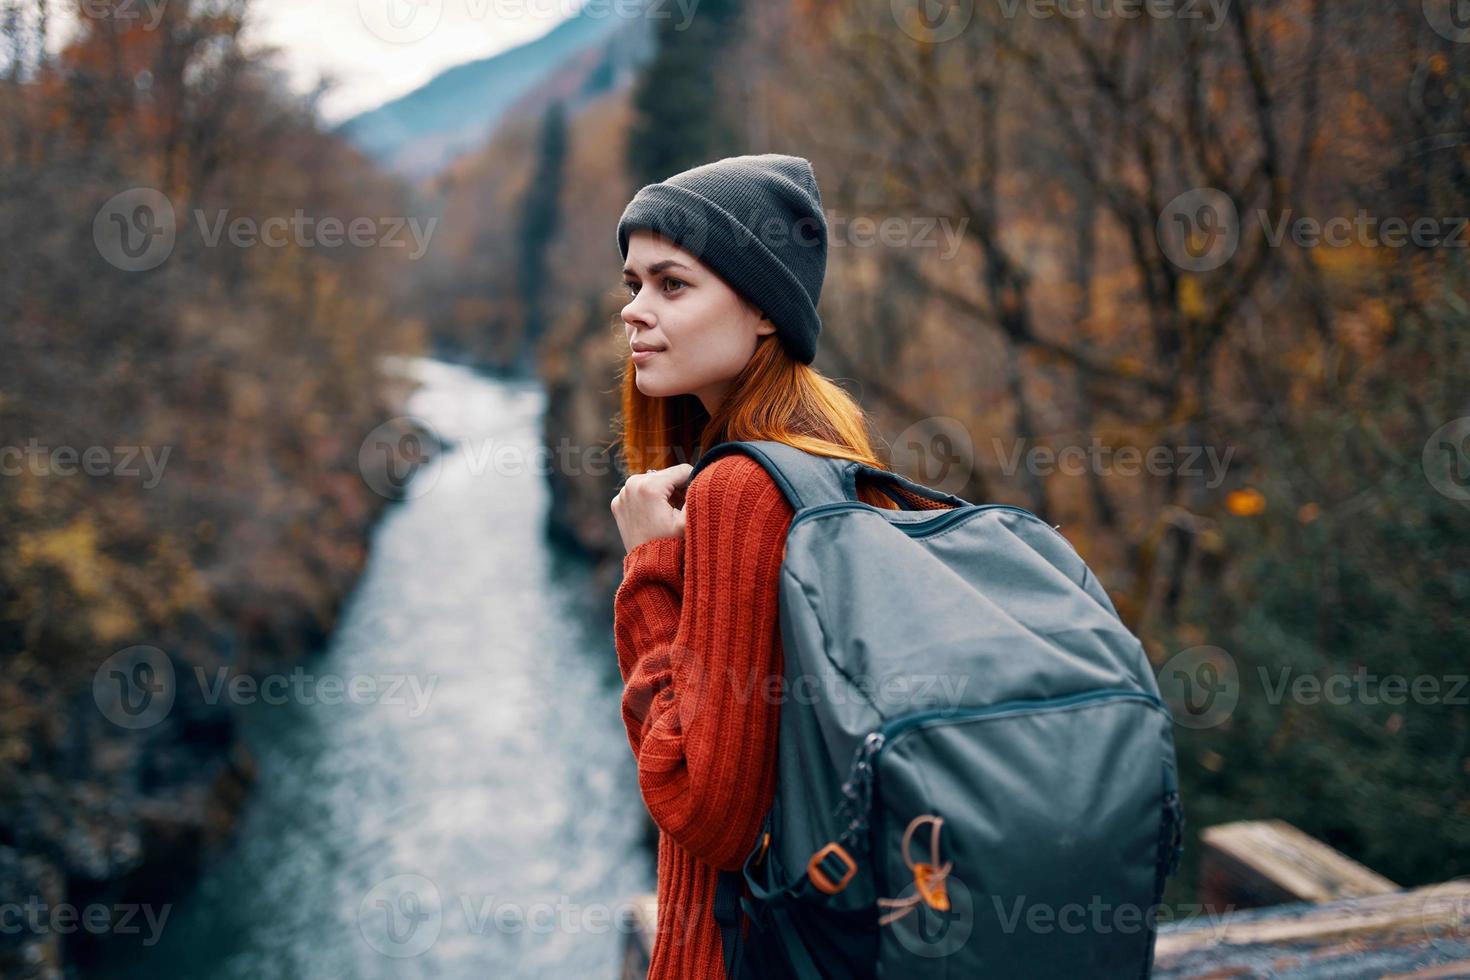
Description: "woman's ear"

(755, 312), (777, 336)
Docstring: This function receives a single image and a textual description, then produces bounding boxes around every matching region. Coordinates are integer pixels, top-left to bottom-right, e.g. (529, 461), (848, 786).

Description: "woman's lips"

(631, 349), (662, 363)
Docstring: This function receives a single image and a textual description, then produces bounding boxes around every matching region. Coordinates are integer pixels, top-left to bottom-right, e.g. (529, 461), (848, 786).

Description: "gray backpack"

(692, 440), (1185, 979)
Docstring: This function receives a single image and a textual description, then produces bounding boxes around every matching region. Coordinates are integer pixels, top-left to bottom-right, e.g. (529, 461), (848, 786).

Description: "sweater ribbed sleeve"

(613, 453), (794, 874)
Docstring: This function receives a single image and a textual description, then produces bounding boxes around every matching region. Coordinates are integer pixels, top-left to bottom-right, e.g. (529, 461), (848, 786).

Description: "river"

(102, 359), (653, 979)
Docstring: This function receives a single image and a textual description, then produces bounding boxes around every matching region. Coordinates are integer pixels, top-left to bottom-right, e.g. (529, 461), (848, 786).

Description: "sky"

(44, 0), (580, 124)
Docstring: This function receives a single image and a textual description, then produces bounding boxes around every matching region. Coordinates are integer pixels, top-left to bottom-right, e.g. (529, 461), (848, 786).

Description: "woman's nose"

(622, 293), (653, 328)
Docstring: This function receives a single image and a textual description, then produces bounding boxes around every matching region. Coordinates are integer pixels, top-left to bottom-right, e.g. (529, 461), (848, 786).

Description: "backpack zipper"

(788, 500), (1058, 540)
(833, 688), (1168, 851)
(871, 687), (1165, 745)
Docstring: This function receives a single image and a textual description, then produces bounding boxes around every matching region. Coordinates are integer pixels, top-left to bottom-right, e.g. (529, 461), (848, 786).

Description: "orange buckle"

(807, 842), (858, 894)
(912, 861), (950, 911)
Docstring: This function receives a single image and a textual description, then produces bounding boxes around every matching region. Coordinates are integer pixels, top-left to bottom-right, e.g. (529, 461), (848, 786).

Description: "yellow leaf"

(1226, 488), (1267, 516)
(1178, 275), (1208, 319)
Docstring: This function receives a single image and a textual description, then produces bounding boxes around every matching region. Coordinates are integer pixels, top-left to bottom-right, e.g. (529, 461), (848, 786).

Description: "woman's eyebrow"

(622, 259), (693, 277)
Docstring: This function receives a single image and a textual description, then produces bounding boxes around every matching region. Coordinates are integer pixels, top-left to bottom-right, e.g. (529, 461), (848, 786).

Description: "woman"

(609, 153), (943, 978)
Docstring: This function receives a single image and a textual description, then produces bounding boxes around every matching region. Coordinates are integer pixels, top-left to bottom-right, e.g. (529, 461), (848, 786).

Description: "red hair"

(613, 330), (941, 510)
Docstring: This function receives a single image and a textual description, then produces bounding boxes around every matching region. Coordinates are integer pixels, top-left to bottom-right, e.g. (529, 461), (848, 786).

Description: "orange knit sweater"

(613, 454), (793, 979)
(613, 453), (911, 977)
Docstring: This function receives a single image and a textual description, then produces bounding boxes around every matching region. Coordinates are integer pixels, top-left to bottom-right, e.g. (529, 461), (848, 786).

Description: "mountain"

(336, 4), (653, 180)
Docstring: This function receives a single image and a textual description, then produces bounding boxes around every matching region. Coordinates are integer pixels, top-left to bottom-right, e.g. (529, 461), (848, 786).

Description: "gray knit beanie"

(616, 153), (828, 365)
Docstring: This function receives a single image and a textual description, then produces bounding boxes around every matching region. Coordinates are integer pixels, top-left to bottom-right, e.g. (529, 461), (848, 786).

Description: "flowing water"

(103, 359), (653, 979)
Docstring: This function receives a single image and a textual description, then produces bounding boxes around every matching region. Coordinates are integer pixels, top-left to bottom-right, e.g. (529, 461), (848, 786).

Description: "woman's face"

(621, 229), (776, 414)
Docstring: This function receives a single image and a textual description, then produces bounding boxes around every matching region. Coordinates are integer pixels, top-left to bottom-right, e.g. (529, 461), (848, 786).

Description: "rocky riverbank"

(540, 296), (638, 603)
(0, 662), (262, 976)
(0, 375), (433, 979)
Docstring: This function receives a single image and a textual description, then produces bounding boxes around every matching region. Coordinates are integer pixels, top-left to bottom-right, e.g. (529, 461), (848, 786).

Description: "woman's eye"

(621, 277), (685, 298)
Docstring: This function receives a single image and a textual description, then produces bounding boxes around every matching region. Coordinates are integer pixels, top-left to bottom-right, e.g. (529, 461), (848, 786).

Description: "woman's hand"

(612, 463), (694, 553)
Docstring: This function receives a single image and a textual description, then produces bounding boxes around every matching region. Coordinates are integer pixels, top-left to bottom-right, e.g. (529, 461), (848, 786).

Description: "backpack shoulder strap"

(687, 439), (853, 512)
(689, 439), (972, 513)
(714, 868), (747, 978)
